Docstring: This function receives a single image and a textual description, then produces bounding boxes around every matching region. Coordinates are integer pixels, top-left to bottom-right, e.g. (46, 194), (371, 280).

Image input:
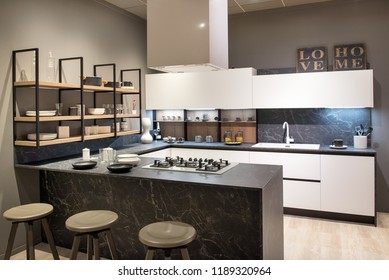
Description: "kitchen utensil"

(72, 160), (97, 170)
(195, 135), (203, 142)
(365, 127), (373, 137)
(107, 163), (132, 173)
(355, 126), (362, 136)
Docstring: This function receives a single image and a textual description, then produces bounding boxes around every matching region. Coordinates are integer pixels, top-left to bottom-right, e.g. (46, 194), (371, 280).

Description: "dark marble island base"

(39, 159), (283, 260)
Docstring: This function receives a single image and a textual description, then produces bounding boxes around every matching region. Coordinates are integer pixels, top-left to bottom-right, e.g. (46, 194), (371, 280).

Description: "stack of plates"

(27, 133), (57, 141)
(117, 154), (140, 165)
(26, 110), (56, 117)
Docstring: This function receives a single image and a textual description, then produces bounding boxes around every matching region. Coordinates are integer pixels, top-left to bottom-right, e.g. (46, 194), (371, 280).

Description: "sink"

(252, 142), (320, 150)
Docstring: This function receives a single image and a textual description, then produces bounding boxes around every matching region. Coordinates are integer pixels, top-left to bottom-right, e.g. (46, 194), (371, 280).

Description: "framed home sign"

(296, 47), (328, 73)
(333, 43), (367, 71)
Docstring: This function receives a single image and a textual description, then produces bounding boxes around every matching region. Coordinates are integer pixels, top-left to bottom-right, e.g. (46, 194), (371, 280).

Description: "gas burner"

(143, 156), (238, 175)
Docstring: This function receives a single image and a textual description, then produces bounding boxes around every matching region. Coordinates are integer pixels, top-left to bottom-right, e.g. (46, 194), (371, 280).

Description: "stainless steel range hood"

(147, 0), (228, 73)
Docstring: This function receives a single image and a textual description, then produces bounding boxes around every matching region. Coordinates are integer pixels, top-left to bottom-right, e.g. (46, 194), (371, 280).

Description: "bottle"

(47, 50), (55, 82)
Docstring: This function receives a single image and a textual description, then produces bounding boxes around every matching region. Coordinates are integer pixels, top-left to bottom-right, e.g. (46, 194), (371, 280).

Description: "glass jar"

(224, 131), (232, 143)
(235, 131), (244, 143)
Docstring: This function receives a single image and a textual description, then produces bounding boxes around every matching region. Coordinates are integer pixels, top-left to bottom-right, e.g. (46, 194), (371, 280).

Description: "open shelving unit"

(152, 109), (257, 143)
(12, 48), (142, 147)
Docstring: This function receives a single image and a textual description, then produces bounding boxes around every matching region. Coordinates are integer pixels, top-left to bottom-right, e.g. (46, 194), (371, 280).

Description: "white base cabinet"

(142, 148), (375, 217)
(321, 155), (375, 216)
(284, 180), (321, 211)
(249, 152), (321, 210)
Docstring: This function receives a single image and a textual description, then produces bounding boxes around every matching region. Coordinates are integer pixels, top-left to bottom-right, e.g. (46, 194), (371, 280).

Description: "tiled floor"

(9, 213), (389, 260)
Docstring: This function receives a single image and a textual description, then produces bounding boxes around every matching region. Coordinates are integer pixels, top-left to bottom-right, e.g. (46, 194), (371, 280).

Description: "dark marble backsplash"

(257, 108), (371, 146)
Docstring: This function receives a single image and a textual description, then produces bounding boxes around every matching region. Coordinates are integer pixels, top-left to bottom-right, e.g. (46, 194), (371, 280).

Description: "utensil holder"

(354, 135), (367, 149)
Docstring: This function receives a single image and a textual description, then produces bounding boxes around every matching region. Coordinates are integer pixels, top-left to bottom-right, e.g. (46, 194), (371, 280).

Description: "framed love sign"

(296, 47), (328, 73)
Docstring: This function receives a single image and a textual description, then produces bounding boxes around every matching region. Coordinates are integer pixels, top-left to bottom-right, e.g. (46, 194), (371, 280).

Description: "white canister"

(82, 148), (90, 160)
(354, 135), (367, 149)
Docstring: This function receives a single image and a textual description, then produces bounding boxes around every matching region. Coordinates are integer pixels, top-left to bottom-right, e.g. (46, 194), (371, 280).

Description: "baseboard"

(284, 207), (376, 225)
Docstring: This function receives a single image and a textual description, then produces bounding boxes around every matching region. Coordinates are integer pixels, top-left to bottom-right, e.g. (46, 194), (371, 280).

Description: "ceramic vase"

(141, 117), (153, 144)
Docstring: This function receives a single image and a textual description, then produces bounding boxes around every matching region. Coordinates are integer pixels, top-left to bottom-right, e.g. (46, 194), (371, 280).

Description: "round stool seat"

(66, 210), (118, 233)
(139, 221), (196, 249)
(3, 203), (53, 222)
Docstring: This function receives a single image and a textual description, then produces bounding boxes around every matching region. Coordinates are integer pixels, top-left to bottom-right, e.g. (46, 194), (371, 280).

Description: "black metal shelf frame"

(12, 48), (40, 147)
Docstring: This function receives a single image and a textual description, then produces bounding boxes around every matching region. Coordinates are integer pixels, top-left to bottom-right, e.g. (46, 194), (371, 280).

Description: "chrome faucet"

(282, 122), (294, 144)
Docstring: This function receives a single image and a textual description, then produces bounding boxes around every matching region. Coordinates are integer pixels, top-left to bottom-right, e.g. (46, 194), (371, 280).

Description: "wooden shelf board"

(15, 136), (82, 147)
(14, 114), (140, 122)
(14, 81), (139, 93)
(117, 130), (140, 136)
(15, 116), (81, 122)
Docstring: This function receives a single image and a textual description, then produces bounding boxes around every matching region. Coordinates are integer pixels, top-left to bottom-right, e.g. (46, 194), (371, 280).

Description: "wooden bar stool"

(3, 203), (59, 260)
(65, 210), (118, 260)
(139, 221), (197, 260)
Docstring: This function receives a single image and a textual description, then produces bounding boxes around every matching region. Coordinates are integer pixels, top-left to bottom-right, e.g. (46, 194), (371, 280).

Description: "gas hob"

(142, 156), (238, 175)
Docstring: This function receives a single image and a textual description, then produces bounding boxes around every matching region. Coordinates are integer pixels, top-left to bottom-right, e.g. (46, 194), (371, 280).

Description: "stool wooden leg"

(180, 246), (190, 260)
(104, 230), (118, 260)
(164, 248), (172, 260)
(92, 233), (100, 260)
(26, 221), (35, 260)
(41, 218), (59, 260)
(145, 248), (155, 260)
(70, 235), (81, 260)
(4, 223), (19, 260)
(87, 235), (93, 260)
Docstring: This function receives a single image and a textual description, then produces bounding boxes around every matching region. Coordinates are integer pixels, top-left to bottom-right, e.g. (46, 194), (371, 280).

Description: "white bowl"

(117, 157), (140, 166)
(88, 108), (105, 115)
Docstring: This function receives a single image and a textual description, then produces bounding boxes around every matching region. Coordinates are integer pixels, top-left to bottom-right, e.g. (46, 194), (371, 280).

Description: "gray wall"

(229, 0), (389, 212)
(0, 0), (147, 256)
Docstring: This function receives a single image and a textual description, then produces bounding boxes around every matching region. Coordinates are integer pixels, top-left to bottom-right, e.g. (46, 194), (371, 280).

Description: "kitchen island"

(26, 149), (283, 260)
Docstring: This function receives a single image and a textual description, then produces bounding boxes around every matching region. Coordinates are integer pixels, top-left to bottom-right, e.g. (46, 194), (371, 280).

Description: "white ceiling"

(104, 0), (335, 20)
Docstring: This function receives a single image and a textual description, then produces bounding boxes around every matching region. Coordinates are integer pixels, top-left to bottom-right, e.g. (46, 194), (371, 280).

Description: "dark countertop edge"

(167, 142), (376, 156)
(14, 141), (375, 169)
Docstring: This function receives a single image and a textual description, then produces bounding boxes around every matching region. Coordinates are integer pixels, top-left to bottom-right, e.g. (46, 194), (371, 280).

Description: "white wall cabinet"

(321, 155), (375, 216)
(252, 69), (374, 108)
(145, 68), (255, 110)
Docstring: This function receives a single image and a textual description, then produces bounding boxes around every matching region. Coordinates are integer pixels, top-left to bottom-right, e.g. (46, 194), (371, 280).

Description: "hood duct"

(147, 0), (228, 73)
